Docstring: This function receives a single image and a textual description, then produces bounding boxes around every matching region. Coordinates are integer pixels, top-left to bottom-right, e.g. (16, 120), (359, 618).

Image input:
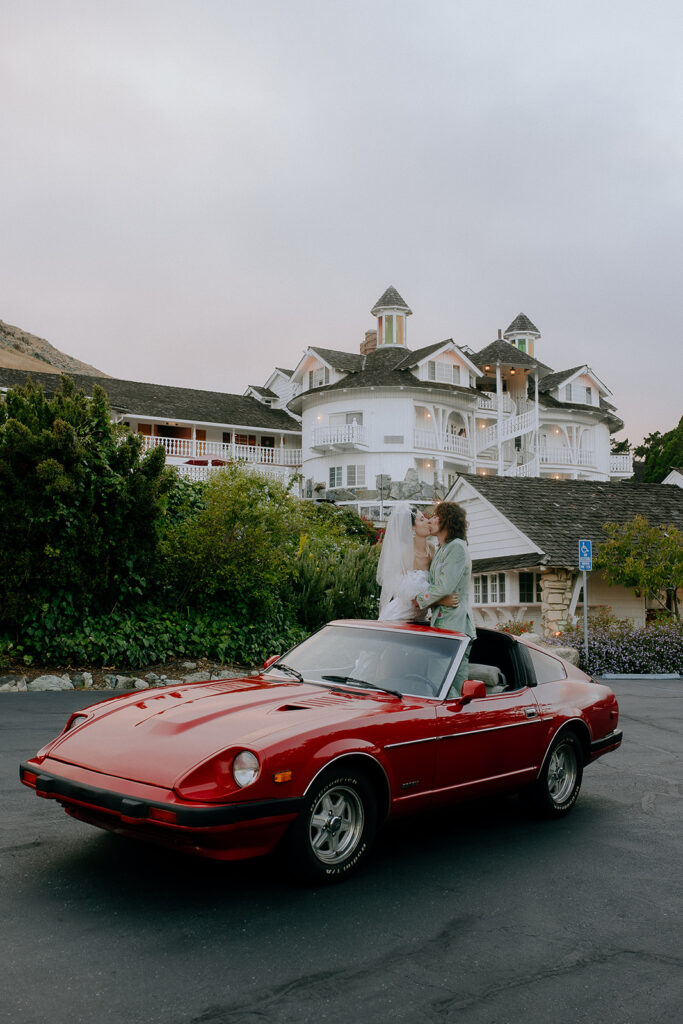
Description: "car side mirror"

(263, 654), (280, 669)
(460, 679), (487, 704)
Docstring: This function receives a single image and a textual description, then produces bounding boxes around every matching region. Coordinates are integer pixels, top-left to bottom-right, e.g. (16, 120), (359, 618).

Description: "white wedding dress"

(379, 568), (430, 622)
(376, 502), (432, 623)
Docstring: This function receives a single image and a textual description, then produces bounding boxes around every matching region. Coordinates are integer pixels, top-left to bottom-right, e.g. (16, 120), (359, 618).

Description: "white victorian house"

(283, 287), (631, 519)
(0, 285), (633, 511)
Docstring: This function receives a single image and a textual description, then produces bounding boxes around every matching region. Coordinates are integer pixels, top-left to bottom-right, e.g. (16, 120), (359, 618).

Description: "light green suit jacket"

(416, 537), (475, 638)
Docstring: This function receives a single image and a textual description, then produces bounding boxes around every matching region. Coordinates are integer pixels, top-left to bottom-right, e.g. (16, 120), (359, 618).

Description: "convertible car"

(21, 621), (622, 882)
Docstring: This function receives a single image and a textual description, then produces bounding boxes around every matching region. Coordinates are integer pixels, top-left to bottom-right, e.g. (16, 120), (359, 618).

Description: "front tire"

(531, 732), (583, 817)
(287, 767), (377, 883)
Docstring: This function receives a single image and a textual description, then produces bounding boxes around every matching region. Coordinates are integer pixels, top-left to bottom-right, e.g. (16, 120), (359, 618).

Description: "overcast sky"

(2, 0), (681, 443)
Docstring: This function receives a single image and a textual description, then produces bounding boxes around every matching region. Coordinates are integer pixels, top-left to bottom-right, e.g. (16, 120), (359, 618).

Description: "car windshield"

(264, 624), (466, 698)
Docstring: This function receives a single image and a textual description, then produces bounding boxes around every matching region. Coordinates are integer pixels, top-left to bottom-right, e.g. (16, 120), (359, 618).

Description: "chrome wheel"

(309, 784), (364, 865)
(529, 732), (584, 818)
(547, 741), (578, 805)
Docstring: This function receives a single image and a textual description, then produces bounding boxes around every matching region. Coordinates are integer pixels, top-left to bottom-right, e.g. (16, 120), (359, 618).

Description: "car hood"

(46, 676), (389, 788)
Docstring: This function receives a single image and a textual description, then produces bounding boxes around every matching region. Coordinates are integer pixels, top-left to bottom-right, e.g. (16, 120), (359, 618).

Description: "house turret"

(371, 286), (412, 348)
(503, 313), (541, 357)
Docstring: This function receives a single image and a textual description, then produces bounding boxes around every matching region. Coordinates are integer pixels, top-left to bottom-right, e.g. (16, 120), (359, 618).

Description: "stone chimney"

(360, 329), (377, 355)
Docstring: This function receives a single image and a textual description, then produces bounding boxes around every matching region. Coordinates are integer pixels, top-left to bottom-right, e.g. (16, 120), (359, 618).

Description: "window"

(473, 573), (506, 604)
(330, 412), (363, 426)
(427, 360), (458, 384)
(329, 466), (342, 488)
(514, 435), (522, 451)
(527, 647), (567, 684)
(517, 339), (526, 353)
(347, 464), (366, 487)
(519, 572), (542, 603)
(222, 431), (231, 444)
(235, 434), (256, 446)
(260, 436), (275, 448)
(308, 367), (330, 390)
(384, 434), (404, 444)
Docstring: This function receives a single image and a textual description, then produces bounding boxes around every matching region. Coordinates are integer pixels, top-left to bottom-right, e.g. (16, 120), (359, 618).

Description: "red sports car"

(21, 621), (622, 882)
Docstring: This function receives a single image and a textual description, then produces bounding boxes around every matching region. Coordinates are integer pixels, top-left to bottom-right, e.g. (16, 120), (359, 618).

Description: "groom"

(414, 501), (475, 694)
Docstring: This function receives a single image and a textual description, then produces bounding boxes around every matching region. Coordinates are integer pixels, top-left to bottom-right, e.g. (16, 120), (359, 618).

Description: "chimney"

(498, 329), (502, 339)
(360, 329), (377, 355)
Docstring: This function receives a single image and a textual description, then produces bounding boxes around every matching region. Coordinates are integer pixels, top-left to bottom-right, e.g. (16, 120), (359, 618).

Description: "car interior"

(465, 628), (529, 693)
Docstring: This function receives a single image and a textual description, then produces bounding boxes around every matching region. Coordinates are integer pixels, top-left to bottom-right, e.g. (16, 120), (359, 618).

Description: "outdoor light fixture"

(510, 368), (516, 375)
(484, 364), (490, 371)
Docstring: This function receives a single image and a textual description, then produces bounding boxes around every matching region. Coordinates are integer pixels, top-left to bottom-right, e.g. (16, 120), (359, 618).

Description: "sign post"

(578, 540), (592, 661)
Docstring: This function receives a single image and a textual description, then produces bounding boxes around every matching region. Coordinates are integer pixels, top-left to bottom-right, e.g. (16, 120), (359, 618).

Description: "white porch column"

(534, 373), (540, 475)
(496, 363), (504, 476)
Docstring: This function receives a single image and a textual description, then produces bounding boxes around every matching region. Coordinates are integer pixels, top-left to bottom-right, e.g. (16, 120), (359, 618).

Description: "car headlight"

(233, 750), (260, 788)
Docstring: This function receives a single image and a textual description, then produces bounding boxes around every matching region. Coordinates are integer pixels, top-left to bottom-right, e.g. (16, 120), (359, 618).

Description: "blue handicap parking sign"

(578, 539), (592, 571)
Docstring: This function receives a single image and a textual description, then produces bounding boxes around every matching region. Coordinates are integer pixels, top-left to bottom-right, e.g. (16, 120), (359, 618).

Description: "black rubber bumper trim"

(590, 729), (623, 753)
(20, 763), (304, 827)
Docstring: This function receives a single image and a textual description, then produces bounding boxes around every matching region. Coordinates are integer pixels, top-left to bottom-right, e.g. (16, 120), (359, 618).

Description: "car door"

(432, 687), (545, 806)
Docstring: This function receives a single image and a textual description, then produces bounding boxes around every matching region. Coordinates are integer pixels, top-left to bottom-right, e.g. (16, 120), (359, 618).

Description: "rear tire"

(531, 732), (583, 817)
(287, 767), (377, 883)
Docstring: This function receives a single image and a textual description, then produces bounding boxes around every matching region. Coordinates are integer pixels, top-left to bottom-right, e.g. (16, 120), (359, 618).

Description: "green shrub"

(496, 619), (535, 635)
(289, 535), (380, 631)
(1, 600), (308, 669)
(0, 376), (174, 626)
(545, 616), (683, 675)
(160, 465), (305, 613)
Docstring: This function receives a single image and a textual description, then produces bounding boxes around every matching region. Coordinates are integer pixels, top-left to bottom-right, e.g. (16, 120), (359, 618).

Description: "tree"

(161, 464), (305, 614)
(610, 437), (631, 455)
(595, 515), (683, 618)
(0, 375), (173, 627)
(633, 416), (683, 482)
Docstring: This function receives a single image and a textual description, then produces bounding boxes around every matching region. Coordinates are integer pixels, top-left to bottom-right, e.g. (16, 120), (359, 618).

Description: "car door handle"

(525, 708), (537, 718)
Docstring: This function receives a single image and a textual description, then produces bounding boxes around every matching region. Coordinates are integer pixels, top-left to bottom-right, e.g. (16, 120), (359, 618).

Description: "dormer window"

(307, 367), (330, 390)
(427, 360), (459, 384)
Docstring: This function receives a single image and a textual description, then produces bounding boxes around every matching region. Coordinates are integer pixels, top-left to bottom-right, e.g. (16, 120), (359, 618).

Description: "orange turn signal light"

(273, 770), (293, 784)
(148, 807), (178, 824)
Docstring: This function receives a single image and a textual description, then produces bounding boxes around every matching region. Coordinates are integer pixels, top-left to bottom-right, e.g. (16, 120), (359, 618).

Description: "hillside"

(0, 318), (108, 377)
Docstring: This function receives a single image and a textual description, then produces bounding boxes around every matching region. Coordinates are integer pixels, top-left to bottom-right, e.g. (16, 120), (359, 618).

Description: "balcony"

(475, 392), (515, 413)
(140, 435), (302, 467)
(609, 453), (633, 477)
(413, 429), (472, 458)
(310, 424), (368, 451)
(538, 447), (596, 468)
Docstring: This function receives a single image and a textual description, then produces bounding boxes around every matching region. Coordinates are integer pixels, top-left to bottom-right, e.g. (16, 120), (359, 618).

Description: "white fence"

(140, 435), (302, 466)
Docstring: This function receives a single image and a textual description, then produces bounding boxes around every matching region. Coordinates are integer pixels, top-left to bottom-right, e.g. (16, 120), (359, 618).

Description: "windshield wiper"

(321, 675), (403, 699)
(272, 663), (304, 683)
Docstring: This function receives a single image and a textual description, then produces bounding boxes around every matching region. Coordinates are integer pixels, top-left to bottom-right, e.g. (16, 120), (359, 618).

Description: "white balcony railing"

(311, 424), (368, 448)
(538, 447), (595, 467)
(413, 429), (472, 457)
(140, 435), (302, 466)
(609, 453), (633, 475)
(475, 392), (515, 413)
(177, 463), (295, 484)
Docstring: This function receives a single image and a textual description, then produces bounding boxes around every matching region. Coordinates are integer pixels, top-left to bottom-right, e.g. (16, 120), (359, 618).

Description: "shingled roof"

(0, 367), (301, 432)
(458, 474), (683, 570)
(473, 338), (549, 371)
(308, 347), (363, 372)
(287, 345), (475, 413)
(505, 313), (540, 335)
(371, 286), (412, 315)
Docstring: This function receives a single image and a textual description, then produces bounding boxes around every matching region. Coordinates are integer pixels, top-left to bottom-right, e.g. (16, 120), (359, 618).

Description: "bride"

(377, 502), (453, 622)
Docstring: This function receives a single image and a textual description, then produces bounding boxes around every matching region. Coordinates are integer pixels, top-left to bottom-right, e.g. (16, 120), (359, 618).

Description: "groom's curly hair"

(433, 502), (467, 542)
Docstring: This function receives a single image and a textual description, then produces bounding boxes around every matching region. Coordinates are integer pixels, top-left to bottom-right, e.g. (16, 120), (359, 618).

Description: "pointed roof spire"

(371, 286), (412, 317)
(504, 313), (539, 335)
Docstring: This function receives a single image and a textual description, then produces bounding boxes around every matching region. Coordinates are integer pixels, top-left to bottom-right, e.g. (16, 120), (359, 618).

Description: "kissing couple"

(377, 500), (476, 685)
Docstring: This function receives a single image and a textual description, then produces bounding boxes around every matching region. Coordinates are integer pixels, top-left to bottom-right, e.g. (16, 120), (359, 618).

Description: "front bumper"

(20, 762), (303, 828)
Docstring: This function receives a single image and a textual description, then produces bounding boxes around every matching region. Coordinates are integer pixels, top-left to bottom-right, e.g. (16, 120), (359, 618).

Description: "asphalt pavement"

(1, 679), (681, 1024)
